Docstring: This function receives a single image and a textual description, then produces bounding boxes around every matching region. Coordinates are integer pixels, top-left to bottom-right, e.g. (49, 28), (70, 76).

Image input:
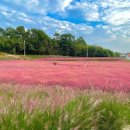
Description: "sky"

(0, 0), (130, 53)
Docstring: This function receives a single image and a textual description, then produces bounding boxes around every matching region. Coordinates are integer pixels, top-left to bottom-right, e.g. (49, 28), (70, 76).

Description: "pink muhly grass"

(0, 60), (129, 91)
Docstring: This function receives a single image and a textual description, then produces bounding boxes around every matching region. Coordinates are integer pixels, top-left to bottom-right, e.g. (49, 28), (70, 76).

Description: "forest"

(0, 26), (119, 57)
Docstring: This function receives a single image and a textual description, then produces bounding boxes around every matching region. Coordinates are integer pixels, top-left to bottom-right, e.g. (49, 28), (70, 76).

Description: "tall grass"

(0, 84), (130, 130)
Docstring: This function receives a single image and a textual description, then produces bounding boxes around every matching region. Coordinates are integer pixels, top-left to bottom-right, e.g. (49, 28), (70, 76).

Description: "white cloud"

(2, 0), (73, 14)
(0, 4), (33, 23)
(37, 16), (93, 36)
(61, 0), (73, 11)
(68, 2), (100, 21)
(17, 12), (33, 23)
(102, 8), (130, 25)
(99, 0), (130, 8)
(85, 11), (99, 21)
(71, 0), (130, 25)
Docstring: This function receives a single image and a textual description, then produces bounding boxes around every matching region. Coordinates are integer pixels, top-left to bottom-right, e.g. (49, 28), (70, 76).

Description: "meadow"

(0, 57), (130, 130)
(0, 58), (129, 91)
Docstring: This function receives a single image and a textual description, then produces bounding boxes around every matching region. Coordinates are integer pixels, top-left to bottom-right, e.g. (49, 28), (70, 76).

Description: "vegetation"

(0, 84), (130, 130)
(0, 26), (119, 57)
(0, 51), (53, 60)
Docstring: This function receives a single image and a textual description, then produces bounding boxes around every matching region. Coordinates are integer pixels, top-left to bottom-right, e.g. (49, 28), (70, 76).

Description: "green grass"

(0, 52), (125, 61)
(0, 51), (46, 60)
(0, 52), (30, 60)
(0, 84), (130, 130)
(0, 52), (67, 60)
(0, 54), (47, 60)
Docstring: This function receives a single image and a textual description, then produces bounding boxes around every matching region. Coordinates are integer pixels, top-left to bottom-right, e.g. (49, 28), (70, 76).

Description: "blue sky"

(0, 0), (130, 53)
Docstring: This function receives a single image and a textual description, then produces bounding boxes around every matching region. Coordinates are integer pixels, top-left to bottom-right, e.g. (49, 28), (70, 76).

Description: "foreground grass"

(0, 84), (130, 130)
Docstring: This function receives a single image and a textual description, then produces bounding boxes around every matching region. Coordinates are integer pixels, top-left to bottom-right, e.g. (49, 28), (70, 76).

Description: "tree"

(56, 33), (75, 56)
(16, 26), (26, 55)
(0, 28), (5, 36)
(0, 26), (119, 57)
(25, 29), (52, 55)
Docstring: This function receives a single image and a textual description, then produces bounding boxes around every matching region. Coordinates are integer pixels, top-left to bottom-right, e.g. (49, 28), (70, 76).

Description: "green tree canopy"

(0, 26), (119, 57)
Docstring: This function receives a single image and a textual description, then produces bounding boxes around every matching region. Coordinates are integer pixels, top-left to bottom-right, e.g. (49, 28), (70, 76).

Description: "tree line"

(0, 26), (119, 57)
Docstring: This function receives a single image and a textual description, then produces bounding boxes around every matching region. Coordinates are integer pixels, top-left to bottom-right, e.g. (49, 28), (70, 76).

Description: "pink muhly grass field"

(0, 59), (130, 91)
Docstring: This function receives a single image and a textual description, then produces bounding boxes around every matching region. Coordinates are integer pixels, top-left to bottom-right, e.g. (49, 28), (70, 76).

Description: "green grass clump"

(0, 84), (130, 130)
(94, 99), (128, 130)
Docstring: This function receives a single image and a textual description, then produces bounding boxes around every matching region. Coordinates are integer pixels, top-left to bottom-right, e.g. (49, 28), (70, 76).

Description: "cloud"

(38, 16), (94, 36)
(60, 0), (73, 11)
(0, 5), (33, 25)
(16, 12), (34, 23)
(2, 0), (73, 14)
(69, 0), (130, 25)
(102, 8), (130, 25)
(68, 1), (100, 21)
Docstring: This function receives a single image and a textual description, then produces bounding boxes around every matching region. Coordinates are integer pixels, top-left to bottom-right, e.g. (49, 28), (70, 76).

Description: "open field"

(0, 58), (130, 129)
(0, 58), (129, 91)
